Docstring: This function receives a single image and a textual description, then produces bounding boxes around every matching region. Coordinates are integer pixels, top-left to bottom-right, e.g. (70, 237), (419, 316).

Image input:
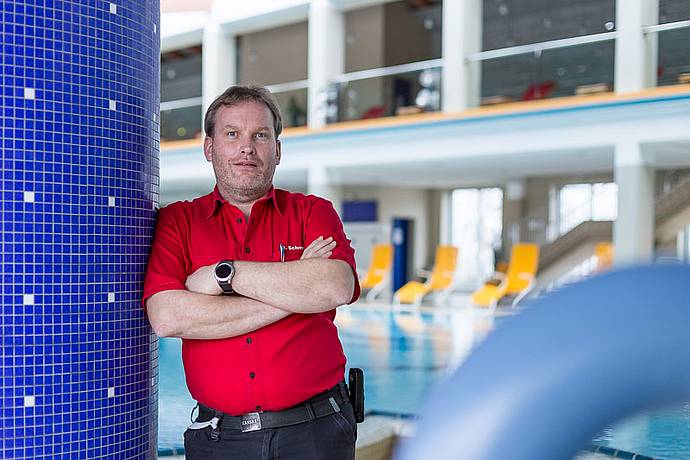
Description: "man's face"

(204, 100), (281, 202)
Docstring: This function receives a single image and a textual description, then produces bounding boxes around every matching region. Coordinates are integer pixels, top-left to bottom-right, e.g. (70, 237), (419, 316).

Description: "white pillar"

(308, 0), (344, 129)
(202, 21), (236, 121)
(442, 0), (482, 112)
(308, 165), (343, 215)
(439, 191), (452, 245)
(615, 0), (659, 93)
(613, 140), (655, 265)
(503, 180), (525, 249)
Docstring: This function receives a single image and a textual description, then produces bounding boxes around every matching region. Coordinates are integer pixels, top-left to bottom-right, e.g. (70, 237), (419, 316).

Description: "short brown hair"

(204, 85), (283, 138)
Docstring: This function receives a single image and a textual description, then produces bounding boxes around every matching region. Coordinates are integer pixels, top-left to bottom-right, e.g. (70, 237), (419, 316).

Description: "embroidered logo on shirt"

(287, 245), (303, 251)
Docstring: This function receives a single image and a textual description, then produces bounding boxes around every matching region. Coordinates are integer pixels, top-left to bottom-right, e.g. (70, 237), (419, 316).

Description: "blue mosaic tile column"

(1, 1), (160, 458)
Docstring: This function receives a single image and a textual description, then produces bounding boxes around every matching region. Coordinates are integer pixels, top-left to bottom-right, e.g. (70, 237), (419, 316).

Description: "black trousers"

(183, 400), (357, 460)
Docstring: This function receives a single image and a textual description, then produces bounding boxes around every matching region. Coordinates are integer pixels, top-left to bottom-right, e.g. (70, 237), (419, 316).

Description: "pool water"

(158, 306), (690, 459)
(592, 406), (690, 460)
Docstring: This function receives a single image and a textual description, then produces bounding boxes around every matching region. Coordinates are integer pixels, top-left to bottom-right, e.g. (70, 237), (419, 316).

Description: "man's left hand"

(186, 265), (223, 296)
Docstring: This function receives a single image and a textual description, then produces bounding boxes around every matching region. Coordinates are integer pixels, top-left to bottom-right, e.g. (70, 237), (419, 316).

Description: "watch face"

(216, 263), (233, 280)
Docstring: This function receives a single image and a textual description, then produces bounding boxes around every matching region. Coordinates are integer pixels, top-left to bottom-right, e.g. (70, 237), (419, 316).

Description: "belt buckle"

(240, 412), (262, 432)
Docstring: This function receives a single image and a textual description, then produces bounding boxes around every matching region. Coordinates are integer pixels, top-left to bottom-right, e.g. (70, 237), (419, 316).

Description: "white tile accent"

(153, 24), (157, 33)
(108, 196), (116, 207)
(108, 387), (116, 398)
(23, 294), (35, 305)
(24, 88), (35, 100)
(108, 292), (115, 303)
(109, 3), (117, 14)
(151, 377), (156, 387)
(152, 113), (158, 123)
(23, 191), (35, 203)
(109, 99), (117, 111)
(24, 396), (35, 407)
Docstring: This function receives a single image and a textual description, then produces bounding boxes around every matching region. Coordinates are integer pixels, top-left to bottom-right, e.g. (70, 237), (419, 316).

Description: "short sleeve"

(142, 205), (189, 308)
(305, 198), (360, 304)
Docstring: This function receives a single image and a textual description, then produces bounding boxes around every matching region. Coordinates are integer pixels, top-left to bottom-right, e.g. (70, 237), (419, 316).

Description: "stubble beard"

(214, 160), (276, 205)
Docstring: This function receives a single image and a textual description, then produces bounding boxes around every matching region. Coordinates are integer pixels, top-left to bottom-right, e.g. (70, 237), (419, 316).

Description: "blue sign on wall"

(342, 200), (378, 222)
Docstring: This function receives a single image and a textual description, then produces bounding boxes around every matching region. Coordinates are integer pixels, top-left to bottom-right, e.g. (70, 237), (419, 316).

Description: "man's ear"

(275, 139), (281, 165)
(203, 136), (213, 162)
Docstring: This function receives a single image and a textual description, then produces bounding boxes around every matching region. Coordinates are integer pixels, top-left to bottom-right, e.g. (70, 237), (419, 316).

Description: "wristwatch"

(214, 260), (235, 294)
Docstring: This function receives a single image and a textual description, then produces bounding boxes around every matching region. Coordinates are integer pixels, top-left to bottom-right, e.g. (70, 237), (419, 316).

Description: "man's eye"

(227, 131), (237, 138)
(255, 132), (268, 139)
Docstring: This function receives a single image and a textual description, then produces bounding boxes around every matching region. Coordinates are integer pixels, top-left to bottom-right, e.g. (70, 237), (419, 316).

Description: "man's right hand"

(301, 236), (336, 260)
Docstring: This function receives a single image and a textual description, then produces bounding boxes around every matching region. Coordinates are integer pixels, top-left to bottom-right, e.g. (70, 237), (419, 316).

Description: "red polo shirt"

(143, 186), (360, 415)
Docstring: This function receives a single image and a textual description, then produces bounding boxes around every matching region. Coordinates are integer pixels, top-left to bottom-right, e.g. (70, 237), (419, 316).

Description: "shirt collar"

(207, 185), (283, 219)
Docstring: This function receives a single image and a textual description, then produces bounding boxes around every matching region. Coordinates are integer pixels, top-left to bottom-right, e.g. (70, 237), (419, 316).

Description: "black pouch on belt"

(348, 368), (365, 423)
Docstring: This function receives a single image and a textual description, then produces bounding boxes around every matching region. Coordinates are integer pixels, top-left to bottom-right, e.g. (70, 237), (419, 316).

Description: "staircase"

(539, 220), (613, 271)
(535, 176), (690, 287)
(655, 177), (690, 248)
(536, 221), (612, 289)
(656, 176), (690, 224)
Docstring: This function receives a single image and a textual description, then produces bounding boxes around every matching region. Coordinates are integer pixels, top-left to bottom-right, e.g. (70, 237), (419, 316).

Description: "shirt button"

(255, 405), (261, 411)
(250, 372), (256, 379)
(236, 218), (242, 223)
(246, 337), (252, 344)
(245, 247), (251, 253)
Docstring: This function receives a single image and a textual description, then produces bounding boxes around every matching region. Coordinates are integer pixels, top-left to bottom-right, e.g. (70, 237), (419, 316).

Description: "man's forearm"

(232, 258), (355, 314)
(146, 290), (291, 339)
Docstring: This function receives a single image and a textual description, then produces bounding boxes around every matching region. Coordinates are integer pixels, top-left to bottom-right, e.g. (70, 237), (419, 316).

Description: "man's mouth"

(234, 161), (258, 168)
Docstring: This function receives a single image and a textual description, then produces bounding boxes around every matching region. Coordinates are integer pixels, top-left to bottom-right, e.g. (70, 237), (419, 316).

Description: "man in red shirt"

(144, 85), (360, 459)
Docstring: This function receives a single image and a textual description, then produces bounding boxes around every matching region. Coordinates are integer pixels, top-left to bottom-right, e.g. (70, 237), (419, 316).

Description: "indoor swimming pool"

(157, 306), (690, 459)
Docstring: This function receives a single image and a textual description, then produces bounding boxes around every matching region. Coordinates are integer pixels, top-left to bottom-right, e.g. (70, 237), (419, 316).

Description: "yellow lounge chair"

(472, 243), (540, 309)
(360, 243), (393, 301)
(394, 245), (459, 306)
(594, 242), (614, 272)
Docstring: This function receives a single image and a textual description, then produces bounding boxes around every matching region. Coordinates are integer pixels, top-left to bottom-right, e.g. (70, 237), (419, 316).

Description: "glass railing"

(327, 59), (442, 123)
(471, 33), (616, 106)
(646, 21), (690, 87)
(266, 80), (309, 128)
(160, 97), (202, 142)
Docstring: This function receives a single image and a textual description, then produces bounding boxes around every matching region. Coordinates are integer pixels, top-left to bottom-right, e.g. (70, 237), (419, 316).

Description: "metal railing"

(265, 79), (309, 94)
(160, 96), (202, 112)
(468, 32), (617, 63)
(643, 19), (690, 34)
(332, 58), (443, 84)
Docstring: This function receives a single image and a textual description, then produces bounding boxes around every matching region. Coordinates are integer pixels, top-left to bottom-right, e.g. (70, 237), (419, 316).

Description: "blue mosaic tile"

(1, 1), (160, 458)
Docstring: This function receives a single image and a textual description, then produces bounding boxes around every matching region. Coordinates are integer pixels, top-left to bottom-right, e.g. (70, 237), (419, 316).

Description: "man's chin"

(225, 181), (271, 199)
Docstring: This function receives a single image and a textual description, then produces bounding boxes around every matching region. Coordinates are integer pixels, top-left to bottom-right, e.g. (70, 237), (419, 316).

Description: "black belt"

(195, 381), (350, 434)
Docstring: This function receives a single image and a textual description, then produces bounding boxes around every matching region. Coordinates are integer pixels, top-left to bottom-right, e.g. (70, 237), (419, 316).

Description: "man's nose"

(239, 142), (255, 155)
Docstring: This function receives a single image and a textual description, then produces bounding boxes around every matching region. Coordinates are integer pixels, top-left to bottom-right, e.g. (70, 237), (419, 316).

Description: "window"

(482, 0), (615, 50)
(451, 188), (503, 289)
(558, 182), (617, 235)
(237, 22), (309, 128)
(659, 0), (690, 24)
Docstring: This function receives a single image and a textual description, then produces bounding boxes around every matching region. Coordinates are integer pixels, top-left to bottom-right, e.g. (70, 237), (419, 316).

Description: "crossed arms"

(146, 237), (355, 340)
